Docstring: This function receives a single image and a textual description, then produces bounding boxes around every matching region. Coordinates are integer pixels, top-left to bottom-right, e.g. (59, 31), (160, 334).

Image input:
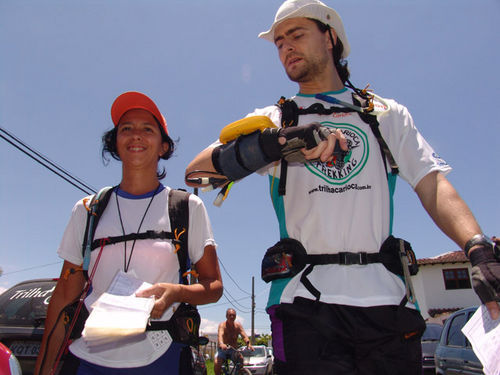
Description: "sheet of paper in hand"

(82, 271), (155, 347)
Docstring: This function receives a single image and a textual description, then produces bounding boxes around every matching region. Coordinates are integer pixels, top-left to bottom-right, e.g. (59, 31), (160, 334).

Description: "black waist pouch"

(261, 238), (307, 283)
(379, 235), (418, 277)
(61, 299), (89, 340)
(148, 303), (201, 346)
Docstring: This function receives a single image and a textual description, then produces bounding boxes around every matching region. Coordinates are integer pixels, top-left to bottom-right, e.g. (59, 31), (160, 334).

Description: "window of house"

(442, 268), (472, 290)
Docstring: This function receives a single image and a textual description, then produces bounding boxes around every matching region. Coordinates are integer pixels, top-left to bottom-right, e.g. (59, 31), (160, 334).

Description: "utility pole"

(251, 276), (255, 344)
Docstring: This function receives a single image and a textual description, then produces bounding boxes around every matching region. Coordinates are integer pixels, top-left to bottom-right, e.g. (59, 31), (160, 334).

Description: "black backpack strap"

(168, 189), (191, 285)
(81, 186), (115, 275)
(276, 97), (358, 196)
(352, 94), (399, 177)
(90, 230), (176, 251)
(277, 97), (300, 196)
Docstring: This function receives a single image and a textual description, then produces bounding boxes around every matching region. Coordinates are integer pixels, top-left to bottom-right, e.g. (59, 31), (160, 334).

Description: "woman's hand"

(136, 283), (182, 319)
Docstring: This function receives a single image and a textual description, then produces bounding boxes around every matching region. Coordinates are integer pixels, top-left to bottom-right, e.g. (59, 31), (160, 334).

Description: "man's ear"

(326, 28), (337, 50)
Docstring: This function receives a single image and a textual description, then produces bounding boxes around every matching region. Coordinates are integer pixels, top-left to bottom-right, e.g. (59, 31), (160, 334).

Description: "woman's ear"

(160, 142), (169, 157)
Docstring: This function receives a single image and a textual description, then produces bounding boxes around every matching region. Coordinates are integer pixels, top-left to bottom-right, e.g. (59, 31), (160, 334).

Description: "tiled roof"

(418, 251), (468, 265)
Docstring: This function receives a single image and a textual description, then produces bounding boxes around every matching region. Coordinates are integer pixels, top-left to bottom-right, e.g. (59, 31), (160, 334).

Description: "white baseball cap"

(258, 0), (350, 58)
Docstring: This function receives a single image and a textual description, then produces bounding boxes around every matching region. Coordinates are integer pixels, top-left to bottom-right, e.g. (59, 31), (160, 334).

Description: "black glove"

(469, 243), (500, 304)
(260, 122), (337, 163)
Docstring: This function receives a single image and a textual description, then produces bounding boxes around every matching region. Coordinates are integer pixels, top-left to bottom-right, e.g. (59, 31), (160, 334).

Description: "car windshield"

(422, 324), (443, 341)
(0, 280), (55, 327)
(242, 347), (266, 357)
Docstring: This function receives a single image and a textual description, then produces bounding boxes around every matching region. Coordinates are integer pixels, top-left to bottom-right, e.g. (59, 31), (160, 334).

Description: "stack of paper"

(81, 271), (155, 347)
(462, 304), (500, 375)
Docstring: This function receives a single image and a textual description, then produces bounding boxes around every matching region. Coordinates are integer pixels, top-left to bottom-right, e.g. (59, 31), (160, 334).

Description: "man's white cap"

(258, 0), (350, 58)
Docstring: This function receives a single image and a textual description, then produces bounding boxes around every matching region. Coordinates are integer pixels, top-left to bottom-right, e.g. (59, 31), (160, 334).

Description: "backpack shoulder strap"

(277, 97), (301, 196)
(276, 93), (399, 196)
(352, 94), (399, 176)
(168, 189), (191, 285)
(81, 186), (114, 272)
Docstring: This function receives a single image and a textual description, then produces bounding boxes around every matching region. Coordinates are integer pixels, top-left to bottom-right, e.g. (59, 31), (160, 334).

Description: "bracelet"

(464, 234), (494, 257)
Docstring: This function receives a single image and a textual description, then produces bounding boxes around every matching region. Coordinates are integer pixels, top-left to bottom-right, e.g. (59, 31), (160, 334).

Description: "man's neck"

(298, 77), (344, 95)
(297, 65), (344, 95)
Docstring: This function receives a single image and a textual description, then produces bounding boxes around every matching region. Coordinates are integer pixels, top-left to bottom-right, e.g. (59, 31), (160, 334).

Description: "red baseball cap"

(111, 91), (168, 135)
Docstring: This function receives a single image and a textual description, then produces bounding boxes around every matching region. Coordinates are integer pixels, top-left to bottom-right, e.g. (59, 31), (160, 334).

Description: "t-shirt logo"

(306, 122), (369, 185)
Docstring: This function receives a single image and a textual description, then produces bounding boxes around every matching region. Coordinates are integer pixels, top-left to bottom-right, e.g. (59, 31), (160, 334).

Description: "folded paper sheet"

(462, 304), (500, 375)
(82, 271), (155, 347)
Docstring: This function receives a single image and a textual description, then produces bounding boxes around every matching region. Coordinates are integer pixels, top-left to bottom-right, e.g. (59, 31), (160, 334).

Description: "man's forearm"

(415, 171), (482, 250)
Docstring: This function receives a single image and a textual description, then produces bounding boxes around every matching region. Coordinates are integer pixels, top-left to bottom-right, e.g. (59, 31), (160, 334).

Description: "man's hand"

(469, 237), (500, 320)
(136, 283), (182, 319)
(276, 123), (348, 163)
(301, 127), (348, 163)
(220, 343), (228, 351)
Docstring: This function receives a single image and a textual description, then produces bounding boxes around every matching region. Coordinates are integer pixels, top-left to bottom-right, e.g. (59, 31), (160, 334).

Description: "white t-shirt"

(247, 89), (451, 308)
(57, 185), (216, 368)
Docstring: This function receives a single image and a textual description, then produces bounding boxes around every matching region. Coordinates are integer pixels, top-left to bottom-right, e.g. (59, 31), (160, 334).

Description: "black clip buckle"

(338, 252), (368, 265)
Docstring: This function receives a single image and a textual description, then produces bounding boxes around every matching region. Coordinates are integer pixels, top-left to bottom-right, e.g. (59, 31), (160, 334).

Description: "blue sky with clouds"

(1, 0), (499, 334)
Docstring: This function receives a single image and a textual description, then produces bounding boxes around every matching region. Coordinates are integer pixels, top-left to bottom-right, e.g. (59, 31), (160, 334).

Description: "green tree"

(255, 334), (272, 346)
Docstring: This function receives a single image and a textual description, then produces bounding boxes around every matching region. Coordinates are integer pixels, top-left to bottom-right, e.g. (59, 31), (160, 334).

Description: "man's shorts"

(268, 297), (426, 375)
(216, 347), (237, 362)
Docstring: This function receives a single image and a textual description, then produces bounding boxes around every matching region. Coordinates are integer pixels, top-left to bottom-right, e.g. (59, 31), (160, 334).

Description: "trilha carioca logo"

(306, 122), (369, 185)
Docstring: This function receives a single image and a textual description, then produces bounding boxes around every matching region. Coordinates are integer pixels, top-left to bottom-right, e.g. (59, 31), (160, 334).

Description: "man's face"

(274, 17), (333, 83)
(226, 310), (236, 322)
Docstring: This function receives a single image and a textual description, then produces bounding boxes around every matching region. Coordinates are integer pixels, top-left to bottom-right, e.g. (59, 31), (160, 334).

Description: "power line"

(218, 256), (251, 295)
(0, 126), (96, 195)
(222, 287), (251, 312)
(2, 261), (63, 276)
(198, 294), (251, 310)
(221, 293), (251, 314)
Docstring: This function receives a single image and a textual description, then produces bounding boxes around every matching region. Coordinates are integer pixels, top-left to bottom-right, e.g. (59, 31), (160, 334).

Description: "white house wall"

(411, 263), (480, 320)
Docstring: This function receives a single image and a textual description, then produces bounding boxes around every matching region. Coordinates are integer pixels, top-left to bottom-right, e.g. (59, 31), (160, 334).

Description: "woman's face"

(116, 109), (168, 169)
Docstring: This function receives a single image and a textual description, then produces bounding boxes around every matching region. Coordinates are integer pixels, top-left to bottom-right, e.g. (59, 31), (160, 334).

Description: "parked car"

(191, 346), (207, 375)
(0, 341), (22, 375)
(0, 278), (57, 375)
(241, 345), (273, 375)
(421, 322), (443, 374)
(267, 347), (275, 374)
(434, 306), (483, 374)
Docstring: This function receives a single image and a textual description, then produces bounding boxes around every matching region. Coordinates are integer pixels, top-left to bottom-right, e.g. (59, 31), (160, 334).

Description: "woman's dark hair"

(311, 19), (350, 84)
(101, 118), (176, 180)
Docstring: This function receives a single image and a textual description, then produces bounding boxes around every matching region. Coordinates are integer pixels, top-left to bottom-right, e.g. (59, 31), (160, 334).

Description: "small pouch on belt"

(379, 235), (418, 277)
(261, 238), (307, 283)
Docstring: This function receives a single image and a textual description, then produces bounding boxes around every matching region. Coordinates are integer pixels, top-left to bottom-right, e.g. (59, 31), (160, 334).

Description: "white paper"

(82, 271), (155, 347)
(107, 269), (152, 295)
(462, 304), (500, 375)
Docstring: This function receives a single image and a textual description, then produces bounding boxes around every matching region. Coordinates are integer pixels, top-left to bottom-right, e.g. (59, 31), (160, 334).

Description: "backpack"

(80, 186), (201, 345)
(276, 93), (399, 196)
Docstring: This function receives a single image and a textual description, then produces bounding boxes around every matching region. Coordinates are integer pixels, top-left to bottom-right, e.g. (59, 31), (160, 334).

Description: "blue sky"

(0, 0), (498, 335)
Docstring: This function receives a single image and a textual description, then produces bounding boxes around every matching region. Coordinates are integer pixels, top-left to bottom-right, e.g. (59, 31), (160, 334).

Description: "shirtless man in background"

(214, 308), (254, 375)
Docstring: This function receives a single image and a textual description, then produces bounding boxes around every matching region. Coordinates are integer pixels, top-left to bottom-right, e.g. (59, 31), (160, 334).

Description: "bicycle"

(221, 346), (252, 375)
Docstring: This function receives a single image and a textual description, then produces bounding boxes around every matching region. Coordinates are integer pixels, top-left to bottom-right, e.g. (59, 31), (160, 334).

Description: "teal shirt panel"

(266, 175), (291, 308)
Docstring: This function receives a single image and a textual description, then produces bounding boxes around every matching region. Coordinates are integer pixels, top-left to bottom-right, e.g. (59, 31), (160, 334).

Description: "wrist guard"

(212, 130), (282, 181)
(469, 245), (500, 304)
(212, 122), (339, 181)
(464, 234), (497, 257)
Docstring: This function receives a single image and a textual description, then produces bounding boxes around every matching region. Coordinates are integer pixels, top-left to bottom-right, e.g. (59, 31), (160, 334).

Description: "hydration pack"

(80, 187), (202, 345)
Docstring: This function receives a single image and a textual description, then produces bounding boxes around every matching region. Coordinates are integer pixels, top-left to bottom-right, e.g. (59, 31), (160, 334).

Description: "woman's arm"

(137, 245), (223, 318)
(34, 261), (86, 375)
